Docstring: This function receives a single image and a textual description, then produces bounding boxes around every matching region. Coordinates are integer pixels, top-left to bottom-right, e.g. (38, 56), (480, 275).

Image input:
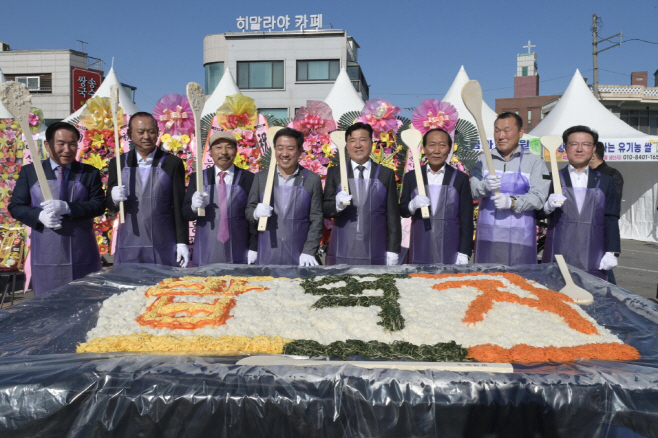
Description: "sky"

(1, 0), (657, 117)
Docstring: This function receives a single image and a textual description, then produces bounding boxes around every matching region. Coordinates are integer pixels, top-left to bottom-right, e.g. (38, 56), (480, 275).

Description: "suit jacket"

(9, 160), (105, 231)
(245, 164), (324, 256)
(539, 167), (621, 253)
(183, 168), (258, 251)
(592, 161), (624, 203)
(400, 164), (474, 256)
(323, 160), (402, 253)
(106, 147), (189, 244)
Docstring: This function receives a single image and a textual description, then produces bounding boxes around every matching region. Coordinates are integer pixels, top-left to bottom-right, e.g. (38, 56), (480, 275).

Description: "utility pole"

(592, 14), (622, 100)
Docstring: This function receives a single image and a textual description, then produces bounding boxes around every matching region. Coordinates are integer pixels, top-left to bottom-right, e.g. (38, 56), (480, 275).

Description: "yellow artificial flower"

(79, 97), (123, 130)
(216, 94), (258, 130)
(91, 131), (105, 148)
(322, 143), (333, 157)
(10, 123), (18, 129)
(0, 138), (6, 147)
(96, 235), (104, 245)
(0, 122), (6, 130)
(233, 153), (248, 170)
(180, 134), (191, 144)
(166, 136), (184, 152)
(160, 134), (172, 144)
(84, 154), (107, 170)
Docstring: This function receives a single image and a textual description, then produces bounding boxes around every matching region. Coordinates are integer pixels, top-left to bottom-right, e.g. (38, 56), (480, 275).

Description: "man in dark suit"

(591, 141), (624, 203)
(541, 125), (620, 281)
(400, 128), (473, 264)
(9, 122), (105, 295)
(106, 112), (189, 267)
(183, 131), (257, 265)
(246, 127), (323, 266)
(323, 122), (401, 265)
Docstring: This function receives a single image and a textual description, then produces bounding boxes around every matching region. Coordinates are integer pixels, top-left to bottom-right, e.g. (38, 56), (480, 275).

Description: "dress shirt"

(214, 164), (235, 186)
(426, 163), (446, 185)
(567, 164), (589, 188)
(136, 149), (157, 168)
(276, 165), (301, 187)
(351, 159), (372, 179)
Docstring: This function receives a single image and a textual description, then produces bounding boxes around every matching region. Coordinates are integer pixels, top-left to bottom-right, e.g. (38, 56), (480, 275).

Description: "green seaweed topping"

(283, 339), (469, 362)
(301, 274), (407, 331)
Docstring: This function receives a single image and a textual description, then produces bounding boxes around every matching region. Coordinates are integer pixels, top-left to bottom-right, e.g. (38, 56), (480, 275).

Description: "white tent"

(324, 68), (365, 122)
(530, 69), (658, 243)
(63, 66), (139, 122)
(530, 69), (649, 138)
(0, 68), (13, 118)
(202, 67), (241, 119)
(444, 66), (497, 138)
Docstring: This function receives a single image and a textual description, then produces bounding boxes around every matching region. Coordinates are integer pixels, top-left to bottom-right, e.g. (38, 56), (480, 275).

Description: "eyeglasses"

(567, 142), (594, 149)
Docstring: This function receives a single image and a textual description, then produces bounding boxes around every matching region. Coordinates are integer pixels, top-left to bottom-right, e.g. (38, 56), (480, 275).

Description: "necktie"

(216, 172), (230, 243)
(56, 166), (64, 181)
(356, 165), (365, 179)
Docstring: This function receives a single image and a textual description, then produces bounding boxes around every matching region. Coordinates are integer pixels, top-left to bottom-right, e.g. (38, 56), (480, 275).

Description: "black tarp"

(0, 263), (657, 437)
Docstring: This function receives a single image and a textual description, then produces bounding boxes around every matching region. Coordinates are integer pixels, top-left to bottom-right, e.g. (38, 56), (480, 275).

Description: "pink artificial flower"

(412, 99), (458, 136)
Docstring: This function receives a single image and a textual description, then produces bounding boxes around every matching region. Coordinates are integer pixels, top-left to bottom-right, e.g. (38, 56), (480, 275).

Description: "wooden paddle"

(401, 128), (430, 219)
(329, 130), (350, 206)
(110, 85), (125, 224)
(186, 82), (205, 217)
(461, 80), (502, 203)
(554, 254), (594, 305)
(540, 135), (563, 205)
(0, 82), (60, 229)
(257, 126), (284, 232)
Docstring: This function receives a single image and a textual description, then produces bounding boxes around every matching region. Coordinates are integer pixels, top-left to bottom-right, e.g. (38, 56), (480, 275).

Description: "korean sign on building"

(70, 67), (103, 112)
(236, 14), (322, 31)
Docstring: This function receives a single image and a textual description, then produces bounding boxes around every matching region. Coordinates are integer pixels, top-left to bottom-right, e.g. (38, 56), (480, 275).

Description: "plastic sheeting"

(1, 263), (657, 437)
(615, 162), (658, 243)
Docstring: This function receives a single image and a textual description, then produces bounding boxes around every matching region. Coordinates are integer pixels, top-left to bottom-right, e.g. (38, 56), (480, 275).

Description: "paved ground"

(2, 239), (656, 309)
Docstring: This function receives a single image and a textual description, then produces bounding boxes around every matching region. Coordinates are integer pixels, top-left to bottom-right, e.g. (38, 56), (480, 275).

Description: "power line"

(623, 38), (658, 45)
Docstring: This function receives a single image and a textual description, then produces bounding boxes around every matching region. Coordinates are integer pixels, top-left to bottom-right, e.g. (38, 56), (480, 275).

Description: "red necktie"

(216, 172), (230, 243)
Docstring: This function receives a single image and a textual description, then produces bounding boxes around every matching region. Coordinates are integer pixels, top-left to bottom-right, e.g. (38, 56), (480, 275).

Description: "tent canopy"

(63, 66), (139, 122)
(202, 67), (241, 119)
(324, 68), (365, 122)
(530, 69), (649, 138)
(443, 66), (498, 138)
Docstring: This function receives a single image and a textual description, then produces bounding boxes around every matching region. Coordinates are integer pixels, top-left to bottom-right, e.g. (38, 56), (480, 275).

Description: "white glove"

(484, 174), (501, 193)
(112, 186), (128, 203)
(336, 190), (353, 212)
(386, 251), (398, 265)
(599, 252), (618, 271)
(455, 253), (469, 265)
(191, 191), (209, 210)
(408, 195), (431, 214)
(247, 250), (258, 264)
(299, 253), (319, 266)
(40, 200), (70, 216)
(253, 203), (273, 220)
(38, 210), (62, 229)
(492, 193), (512, 210)
(176, 243), (189, 268)
(544, 193), (567, 214)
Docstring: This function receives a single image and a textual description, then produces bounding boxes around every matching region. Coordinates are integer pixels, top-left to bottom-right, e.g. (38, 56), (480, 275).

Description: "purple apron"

(193, 168), (249, 266)
(114, 154), (177, 266)
(542, 173), (607, 280)
(326, 164), (388, 265)
(256, 169), (311, 265)
(409, 169), (460, 264)
(474, 149), (537, 265)
(29, 167), (101, 296)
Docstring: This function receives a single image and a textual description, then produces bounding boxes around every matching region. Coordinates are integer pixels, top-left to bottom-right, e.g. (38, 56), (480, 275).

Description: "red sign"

(71, 67), (104, 112)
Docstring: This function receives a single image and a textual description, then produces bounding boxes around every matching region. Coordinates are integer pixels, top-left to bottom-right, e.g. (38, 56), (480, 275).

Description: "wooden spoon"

(257, 126), (284, 232)
(400, 128), (430, 219)
(110, 85), (125, 223)
(540, 135), (563, 204)
(329, 130), (350, 207)
(554, 254), (594, 305)
(461, 80), (502, 204)
(0, 82), (60, 229)
(186, 82), (206, 217)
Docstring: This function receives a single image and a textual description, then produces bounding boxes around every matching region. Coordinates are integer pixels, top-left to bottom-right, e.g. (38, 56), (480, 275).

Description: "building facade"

(599, 70), (658, 135)
(203, 29), (369, 119)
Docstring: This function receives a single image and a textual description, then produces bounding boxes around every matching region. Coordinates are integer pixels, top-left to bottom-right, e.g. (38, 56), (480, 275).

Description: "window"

(527, 109), (532, 126)
(522, 66), (528, 76)
(297, 60), (339, 81)
(16, 76), (40, 90)
(237, 61), (284, 89)
(259, 108), (288, 120)
(205, 62), (224, 94)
